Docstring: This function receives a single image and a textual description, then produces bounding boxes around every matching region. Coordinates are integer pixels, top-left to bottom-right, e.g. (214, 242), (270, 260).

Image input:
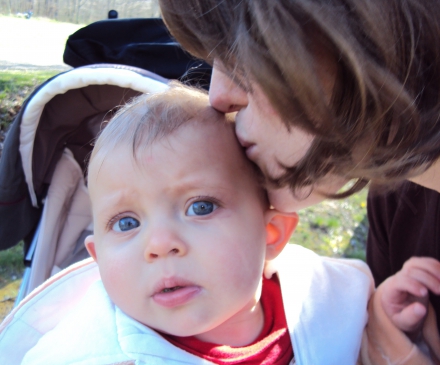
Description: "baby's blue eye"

(112, 217), (140, 232)
(187, 201), (217, 216)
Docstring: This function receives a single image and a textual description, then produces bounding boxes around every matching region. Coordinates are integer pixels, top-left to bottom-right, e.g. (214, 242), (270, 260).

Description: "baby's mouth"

(153, 279), (201, 308)
(161, 286), (183, 293)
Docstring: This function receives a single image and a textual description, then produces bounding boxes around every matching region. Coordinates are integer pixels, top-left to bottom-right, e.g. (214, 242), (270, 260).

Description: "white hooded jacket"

(0, 244), (374, 365)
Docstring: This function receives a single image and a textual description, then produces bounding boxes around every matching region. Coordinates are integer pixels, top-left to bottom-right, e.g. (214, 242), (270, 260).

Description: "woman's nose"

(209, 65), (248, 113)
(144, 228), (187, 263)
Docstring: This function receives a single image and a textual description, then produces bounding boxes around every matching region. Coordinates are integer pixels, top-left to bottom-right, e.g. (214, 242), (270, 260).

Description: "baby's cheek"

(99, 256), (133, 300)
(216, 245), (264, 290)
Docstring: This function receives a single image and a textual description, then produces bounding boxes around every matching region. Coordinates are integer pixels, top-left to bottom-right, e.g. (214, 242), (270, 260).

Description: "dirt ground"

(0, 16), (81, 69)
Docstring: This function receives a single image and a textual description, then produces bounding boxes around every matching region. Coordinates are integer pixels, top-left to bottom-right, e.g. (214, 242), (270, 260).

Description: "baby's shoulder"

(273, 244), (374, 291)
(276, 245), (373, 364)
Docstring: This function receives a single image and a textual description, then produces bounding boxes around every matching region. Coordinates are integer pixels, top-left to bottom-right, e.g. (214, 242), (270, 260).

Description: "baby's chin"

(150, 323), (208, 339)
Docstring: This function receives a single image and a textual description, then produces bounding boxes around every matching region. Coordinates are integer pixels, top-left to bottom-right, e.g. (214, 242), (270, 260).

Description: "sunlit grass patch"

(0, 69), (58, 100)
(0, 69), (59, 130)
(292, 189), (368, 260)
(0, 242), (25, 288)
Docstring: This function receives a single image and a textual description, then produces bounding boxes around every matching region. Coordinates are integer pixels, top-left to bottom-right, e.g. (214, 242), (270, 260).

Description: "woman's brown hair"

(160, 0), (440, 196)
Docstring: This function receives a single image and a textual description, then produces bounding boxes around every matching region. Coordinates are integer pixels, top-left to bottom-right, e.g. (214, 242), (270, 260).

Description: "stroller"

(0, 18), (212, 302)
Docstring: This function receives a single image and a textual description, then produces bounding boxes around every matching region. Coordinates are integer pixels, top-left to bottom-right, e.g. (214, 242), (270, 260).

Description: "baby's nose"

(144, 231), (187, 262)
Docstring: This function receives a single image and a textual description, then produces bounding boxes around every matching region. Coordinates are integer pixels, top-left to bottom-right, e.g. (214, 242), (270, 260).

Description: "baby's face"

(86, 119), (269, 339)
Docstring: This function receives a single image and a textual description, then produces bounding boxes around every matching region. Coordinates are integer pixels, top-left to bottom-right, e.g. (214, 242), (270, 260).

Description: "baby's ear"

(264, 210), (298, 261)
(84, 235), (98, 261)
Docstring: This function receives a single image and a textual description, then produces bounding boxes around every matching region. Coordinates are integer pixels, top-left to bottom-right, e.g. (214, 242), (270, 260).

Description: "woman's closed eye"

(112, 216), (140, 232)
(186, 200), (218, 216)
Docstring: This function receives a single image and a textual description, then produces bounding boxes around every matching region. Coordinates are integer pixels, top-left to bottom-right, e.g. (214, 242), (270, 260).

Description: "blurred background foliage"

(295, 190), (368, 260)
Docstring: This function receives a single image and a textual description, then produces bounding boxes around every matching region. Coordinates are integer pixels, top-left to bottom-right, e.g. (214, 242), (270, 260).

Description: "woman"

(158, 0), (440, 331)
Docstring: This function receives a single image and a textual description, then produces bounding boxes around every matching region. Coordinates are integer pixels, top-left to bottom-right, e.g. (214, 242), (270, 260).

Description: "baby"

(1, 82), (438, 365)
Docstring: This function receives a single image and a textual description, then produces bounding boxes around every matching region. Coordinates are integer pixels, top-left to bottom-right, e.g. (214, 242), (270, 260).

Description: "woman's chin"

(268, 186), (325, 212)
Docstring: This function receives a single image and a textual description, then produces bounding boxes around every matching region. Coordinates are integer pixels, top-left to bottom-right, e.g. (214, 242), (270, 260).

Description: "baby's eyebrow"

(93, 190), (136, 211)
(167, 180), (234, 196)
(161, 171), (224, 190)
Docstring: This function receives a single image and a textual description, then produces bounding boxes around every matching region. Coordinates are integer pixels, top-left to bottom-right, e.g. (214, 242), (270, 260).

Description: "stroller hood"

(0, 65), (168, 251)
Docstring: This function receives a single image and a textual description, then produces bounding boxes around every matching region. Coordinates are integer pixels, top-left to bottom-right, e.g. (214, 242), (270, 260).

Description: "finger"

(402, 257), (440, 280)
(397, 267), (440, 296)
(392, 302), (427, 333)
(390, 276), (429, 298)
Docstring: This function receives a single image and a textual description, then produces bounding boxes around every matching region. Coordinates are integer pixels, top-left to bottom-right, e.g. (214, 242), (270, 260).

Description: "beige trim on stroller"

(21, 149), (92, 296)
(19, 67), (168, 208)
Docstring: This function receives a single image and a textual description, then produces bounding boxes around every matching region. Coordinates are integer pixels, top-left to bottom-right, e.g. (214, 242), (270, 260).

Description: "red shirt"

(162, 276), (293, 364)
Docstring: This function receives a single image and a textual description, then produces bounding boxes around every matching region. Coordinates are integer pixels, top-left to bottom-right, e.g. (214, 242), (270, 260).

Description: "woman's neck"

(408, 158), (440, 193)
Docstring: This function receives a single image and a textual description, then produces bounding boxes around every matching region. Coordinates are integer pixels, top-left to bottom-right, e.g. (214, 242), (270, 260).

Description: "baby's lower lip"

(152, 286), (201, 308)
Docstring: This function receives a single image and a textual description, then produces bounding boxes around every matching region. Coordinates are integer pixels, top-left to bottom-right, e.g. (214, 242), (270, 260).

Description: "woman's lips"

(152, 278), (201, 308)
(244, 144), (257, 159)
(236, 136), (257, 159)
(236, 135), (252, 148)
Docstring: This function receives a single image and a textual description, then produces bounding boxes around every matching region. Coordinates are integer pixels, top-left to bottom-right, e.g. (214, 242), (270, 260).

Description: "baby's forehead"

(90, 117), (252, 173)
(91, 116), (231, 161)
(88, 119), (267, 209)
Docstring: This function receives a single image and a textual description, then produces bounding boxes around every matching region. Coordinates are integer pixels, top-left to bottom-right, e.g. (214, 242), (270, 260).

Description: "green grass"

(0, 69), (59, 129)
(0, 70), (58, 97)
(292, 189), (368, 260)
(0, 242), (24, 288)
